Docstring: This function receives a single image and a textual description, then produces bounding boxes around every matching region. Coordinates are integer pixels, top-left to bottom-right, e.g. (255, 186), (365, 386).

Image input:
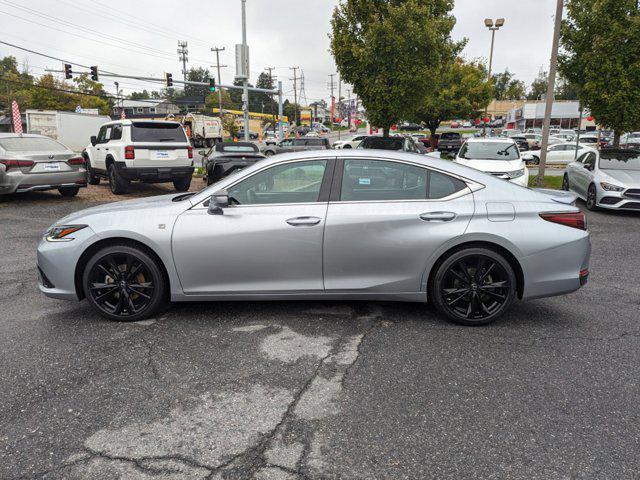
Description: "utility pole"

(265, 66), (277, 128)
(337, 75), (342, 140)
(535, 0), (563, 187)
(346, 88), (351, 128)
(240, 0), (250, 141)
(177, 41), (188, 82)
(290, 66), (299, 125)
(211, 46), (227, 127)
(328, 73), (335, 133)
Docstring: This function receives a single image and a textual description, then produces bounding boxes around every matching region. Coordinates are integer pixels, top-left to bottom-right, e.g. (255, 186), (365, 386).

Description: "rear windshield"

(359, 137), (404, 150)
(440, 132), (461, 140)
(459, 142), (519, 161)
(130, 122), (187, 143)
(599, 151), (640, 171)
(0, 136), (68, 152)
(216, 144), (258, 153)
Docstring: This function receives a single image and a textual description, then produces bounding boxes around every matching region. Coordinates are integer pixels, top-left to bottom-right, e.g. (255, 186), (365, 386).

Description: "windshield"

(131, 122), (187, 142)
(440, 132), (460, 140)
(0, 136), (68, 152)
(599, 151), (640, 171)
(459, 142), (519, 161)
(358, 137), (404, 150)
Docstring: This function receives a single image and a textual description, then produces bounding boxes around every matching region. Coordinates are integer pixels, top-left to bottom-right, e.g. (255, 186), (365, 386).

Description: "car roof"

(99, 119), (182, 127)
(463, 137), (516, 144)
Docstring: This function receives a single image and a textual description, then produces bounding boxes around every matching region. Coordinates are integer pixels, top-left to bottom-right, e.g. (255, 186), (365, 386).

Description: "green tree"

(491, 69), (526, 100)
(129, 90), (151, 100)
(204, 88), (238, 112)
(184, 67), (211, 98)
(414, 59), (492, 140)
(527, 69), (548, 100)
(330, 0), (459, 136)
(560, 0), (640, 145)
(251, 72), (277, 114)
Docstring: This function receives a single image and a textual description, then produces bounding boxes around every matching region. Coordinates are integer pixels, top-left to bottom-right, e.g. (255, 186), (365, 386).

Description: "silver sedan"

(0, 133), (87, 196)
(37, 150), (591, 326)
(562, 148), (640, 211)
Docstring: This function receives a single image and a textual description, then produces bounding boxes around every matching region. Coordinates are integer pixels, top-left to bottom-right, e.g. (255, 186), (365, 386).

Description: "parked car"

(454, 137), (528, 187)
(333, 134), (368, 149)
(0, 133), (87, 196)
(437, 132), (463, 154)
(510, 135), (530, 153)
(263, 131), (278, 145)
(578, 136), (600, 147)
(357, 135), (420, 153)
(305, 131), (320, 137)
(501, 129), (523, 138)
(619, 132), (640, 149)
(237, 129), (259, 140)
(462, 121), (472, 128)
(524, 143), (595, 166)
(84, 120), (194, 195)
(525, 128), (543, 134)
(563, 148), (640, 211)
(450, 121), (460, 129)
(262, 137), (332, 156)
(202, 142), (265, 186)
(554, 133), (576, 143)
(37, 149), (590, 326)
(399, 122), (422, 131)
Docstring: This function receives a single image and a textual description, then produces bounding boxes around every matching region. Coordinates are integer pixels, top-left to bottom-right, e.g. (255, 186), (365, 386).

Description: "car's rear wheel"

(430, 248), (517, 326)
(562, 174), (570, 191)
(83, 244), (167, 322)
(108, 163), (129, 195)
(58, 186), (80, 197)
(586, 183), (599, 211)
(173, 177), (191, 192)
(264, 150), (274, 157)
(342, 145), (352, 149)
(531, 155), (540, 165)
(85, 157), (100, 185)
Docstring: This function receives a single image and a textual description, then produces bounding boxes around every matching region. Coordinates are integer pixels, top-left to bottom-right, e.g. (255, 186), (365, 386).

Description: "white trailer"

(182, 113), (223, 147)
(25, 110), (111, 153)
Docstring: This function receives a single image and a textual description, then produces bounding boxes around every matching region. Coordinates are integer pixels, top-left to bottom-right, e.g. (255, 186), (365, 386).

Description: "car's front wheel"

(58, 186), (79, 197)
(83, 244), (167, 321)
(586, 183), (599, 211)
(264, 150), (274, 157)
(430, 248), (517, 326)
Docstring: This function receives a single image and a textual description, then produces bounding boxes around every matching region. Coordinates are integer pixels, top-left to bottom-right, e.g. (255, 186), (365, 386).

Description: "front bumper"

(115, 161), (194, 182)
(596, 187), (640, 211)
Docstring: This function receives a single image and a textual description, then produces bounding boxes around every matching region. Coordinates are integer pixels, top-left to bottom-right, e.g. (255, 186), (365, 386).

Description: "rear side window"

(130, 122), (187, 142)
(440, 132), (461, 140)
(0, 136), (68, 152)
(111, 124), (123, 141)
(339, 159), (467, 201)
(305, 138), (325, 146)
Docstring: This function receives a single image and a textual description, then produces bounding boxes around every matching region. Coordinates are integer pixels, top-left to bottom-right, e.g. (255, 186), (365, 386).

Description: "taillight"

(0, 159), (35, 170)
(187, 146), (193, 159)
(67, 157), (85, 165)
(124, 146), (135, 160)
(540, 212), (587, 230)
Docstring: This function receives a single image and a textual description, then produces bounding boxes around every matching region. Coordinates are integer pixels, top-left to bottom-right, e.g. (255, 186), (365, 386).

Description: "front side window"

(583, 152), (596, 169)
(339, 159), (467, 202)
(279, 139), (294, 147)
(458, 142), (519, 161)
(229, 160), (327, 205)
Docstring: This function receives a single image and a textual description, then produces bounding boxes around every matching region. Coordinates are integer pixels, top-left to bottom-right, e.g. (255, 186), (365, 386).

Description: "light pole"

(484, 18), (505, 136)
(240, 0), (250, 141)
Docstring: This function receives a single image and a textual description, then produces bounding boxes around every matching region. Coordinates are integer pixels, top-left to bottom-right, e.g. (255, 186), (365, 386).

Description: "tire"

(85, 157), (100, 185)
(531, 155), (540, 165)
(82, 244), (168, 322)
(342, 145), (352, 149)
(586, 183), (599, 211)
(173, 177), (192, 192)
(264, 150), (274, 157)
(562, 174), (570, 191)
(58, 186), (79, 197)
(108, 163), (129, 195)
(430, 247), (517, 326)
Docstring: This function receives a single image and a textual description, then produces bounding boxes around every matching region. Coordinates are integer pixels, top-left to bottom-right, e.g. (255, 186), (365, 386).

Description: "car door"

(275, 138), (294, 154)
(92, 126), (110, 170)
(172, 158), (332, 294)
(546, 145), (564, 164)
(572, 151), (596, 196)
(323, 158), (475, 293)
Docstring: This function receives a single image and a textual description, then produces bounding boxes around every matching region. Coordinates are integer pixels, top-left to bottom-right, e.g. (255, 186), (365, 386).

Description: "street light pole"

(535, 0), (564, 187)
(241, 0), (250, 141)
(483, 18), (504, 136)
(211, 46), (226, 129)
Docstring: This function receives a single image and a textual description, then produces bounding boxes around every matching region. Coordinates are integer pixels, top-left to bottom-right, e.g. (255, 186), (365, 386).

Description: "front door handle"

(286, 216), (322, 226)
(420, 211), (456, 222)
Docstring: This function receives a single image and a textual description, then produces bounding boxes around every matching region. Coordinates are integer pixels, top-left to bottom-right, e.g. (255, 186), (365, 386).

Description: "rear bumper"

(115, 161), (194, 182)
(1, 169), (87, 194)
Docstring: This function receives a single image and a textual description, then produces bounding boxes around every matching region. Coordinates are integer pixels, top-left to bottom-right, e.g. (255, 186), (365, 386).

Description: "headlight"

(507, 168), (525, 179)
(600, 182), (624, 192)
(45, 225), (87, 242)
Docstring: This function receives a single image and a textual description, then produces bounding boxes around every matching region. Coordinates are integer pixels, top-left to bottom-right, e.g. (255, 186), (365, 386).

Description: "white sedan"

(333, 134), (368, 149)
(542, 143), (596, 165)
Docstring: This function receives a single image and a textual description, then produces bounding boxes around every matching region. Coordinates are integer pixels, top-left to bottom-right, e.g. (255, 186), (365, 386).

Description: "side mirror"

(90, 136), (97, 146)
(208, 189), (229, 215)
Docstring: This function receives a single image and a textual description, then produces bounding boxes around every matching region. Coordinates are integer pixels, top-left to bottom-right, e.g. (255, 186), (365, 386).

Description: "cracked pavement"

(1, 191), (640, 479)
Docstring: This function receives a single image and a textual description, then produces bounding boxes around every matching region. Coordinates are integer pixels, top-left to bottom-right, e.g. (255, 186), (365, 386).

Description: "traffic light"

(165, 72), (173, 87)
(90, 66), (99, 81)
(64, 63), (72, 79)
(209, 77), (216, 92)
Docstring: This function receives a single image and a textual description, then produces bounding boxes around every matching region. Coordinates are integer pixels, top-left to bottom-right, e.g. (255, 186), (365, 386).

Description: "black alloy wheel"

(586, 184), (599, 211)
(83, 245), (166, 321)
(431, 248), (516, 326)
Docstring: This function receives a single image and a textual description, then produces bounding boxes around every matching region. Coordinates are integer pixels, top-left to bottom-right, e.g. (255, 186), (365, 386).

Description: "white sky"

(0, 0), (557, 103)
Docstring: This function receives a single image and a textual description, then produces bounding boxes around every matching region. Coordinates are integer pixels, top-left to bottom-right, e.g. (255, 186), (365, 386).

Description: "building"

(113, 99), (180, 118)
(505, 100), (597, 130)
(487, 100), (525, 123)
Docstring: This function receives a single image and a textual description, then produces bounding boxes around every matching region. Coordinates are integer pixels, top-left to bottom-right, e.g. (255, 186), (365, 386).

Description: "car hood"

(455, 158), (523, 173)
(601, 169), (640, 187)
(53, 193), (192, 226)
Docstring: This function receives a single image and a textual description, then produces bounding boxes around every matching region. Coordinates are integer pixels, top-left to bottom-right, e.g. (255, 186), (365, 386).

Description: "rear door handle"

(286, 216), (322, 226)
(420, 211), (456, 222)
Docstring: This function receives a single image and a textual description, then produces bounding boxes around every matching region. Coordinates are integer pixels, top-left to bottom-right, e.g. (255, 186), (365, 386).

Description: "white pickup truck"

(83, 120), (194, 195)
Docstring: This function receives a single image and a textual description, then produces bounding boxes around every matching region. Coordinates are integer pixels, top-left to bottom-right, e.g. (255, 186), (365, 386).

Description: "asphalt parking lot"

(1, 183), (639, 479)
